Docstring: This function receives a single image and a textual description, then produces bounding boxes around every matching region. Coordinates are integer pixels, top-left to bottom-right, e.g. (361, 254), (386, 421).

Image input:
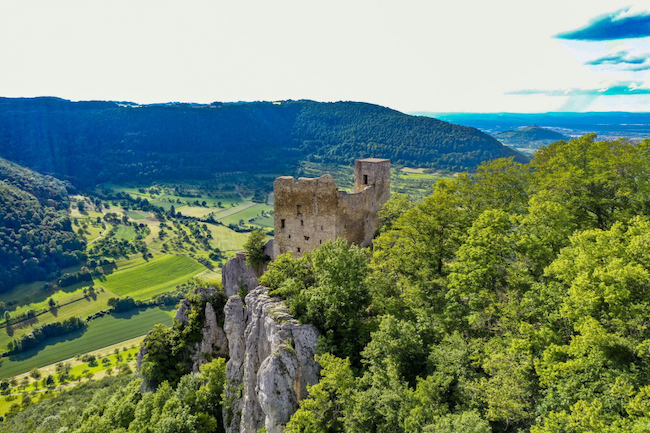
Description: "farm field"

(392, 168), (445, 198)
(124, 210), (147, 220)
(178, 206), (220, 218)
(0, 335), (146, 408)
(216, 202), (274, 226)
(99, 255), (204, 300)
(0, 288), (116, 351)
(114, 225), (137, 241)
(204, 223), (249, 253)
(253, 215), (274, 228)
(0, 306), (174, 379)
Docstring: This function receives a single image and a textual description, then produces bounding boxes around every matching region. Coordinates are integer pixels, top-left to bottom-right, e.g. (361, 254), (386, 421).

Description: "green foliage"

(244, 229), (270, 275)
(281, 136), (650, 432)
(0, 158), (85, 293)
(261, 241), (373, 364)
(140, 288), (227, 389)
(286, 354), (356, 433)
(0, 358), (227, 433)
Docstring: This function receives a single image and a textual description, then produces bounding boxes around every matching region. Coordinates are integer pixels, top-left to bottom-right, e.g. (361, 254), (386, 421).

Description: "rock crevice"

(224, 286), (320, 433)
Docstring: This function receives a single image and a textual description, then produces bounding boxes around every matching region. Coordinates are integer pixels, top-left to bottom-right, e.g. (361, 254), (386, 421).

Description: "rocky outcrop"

(192, 301), (229, 372)
(138, 286), (229, 388)
(138, 256), (320, 433)
(222, 252), (259, 297)
(224, 286), (320, 433)
(174, 287), (217, 324)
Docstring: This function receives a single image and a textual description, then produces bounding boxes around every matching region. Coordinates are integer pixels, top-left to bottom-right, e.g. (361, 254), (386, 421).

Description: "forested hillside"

(0, 98), (523, 187)
(0, 158), (84, 292)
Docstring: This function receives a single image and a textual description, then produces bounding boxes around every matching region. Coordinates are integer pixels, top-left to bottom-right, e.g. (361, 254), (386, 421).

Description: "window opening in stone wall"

(320, 240), (322, 244)
(288, 234), (291, 239)
(297, 204), (302, 215)
(297, 247), (301, 253)
(301, 220), (304, 226)
(304, 236), (310, 241)
(281, 219), (286, 229)
(364, 174), (368, 185)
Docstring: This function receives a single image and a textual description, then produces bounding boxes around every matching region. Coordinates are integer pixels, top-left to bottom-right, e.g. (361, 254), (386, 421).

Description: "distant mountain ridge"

(494, 125), (570, 149)
(0, 98), (525, 187)
(421, 112), (650, 140)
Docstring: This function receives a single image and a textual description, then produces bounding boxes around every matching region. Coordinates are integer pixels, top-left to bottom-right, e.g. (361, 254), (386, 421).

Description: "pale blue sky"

(1, 0), (650, 112)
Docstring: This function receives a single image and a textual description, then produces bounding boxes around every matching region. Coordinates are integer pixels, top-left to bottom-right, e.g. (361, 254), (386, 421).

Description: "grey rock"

(225, 286), (320, 433)
(222, 252), (259, 298)
(191, 301), (229, 372)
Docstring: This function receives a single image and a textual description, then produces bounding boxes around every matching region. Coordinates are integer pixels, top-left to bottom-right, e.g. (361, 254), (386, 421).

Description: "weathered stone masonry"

(273, 158), (390, 257)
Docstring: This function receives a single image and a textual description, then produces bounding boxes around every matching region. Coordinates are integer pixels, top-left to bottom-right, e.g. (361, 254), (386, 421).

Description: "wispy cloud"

(627, 64), (650, 72)
(508, 82), (650, 96)
(586, 51), (649, 65)
(557, 8), (650, 40)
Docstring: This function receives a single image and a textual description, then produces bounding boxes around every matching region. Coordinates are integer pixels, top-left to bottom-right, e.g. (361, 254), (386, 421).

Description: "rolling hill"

(0, 98), (525, 187)
(493, 125), (570, 149)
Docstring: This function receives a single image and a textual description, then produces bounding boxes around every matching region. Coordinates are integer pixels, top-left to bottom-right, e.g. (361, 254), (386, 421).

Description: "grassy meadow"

(0, 287), (116, 351)
(0, 307), (174, 379)
(99, 255), (204, 300)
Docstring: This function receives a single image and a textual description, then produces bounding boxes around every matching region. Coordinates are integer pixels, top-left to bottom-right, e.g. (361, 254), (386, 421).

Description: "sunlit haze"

(2, 0), (650, 112)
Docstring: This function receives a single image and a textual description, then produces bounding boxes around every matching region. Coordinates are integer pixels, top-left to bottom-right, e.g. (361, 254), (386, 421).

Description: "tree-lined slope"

(0, 157), (84, 292)
(0, 97), (524, 187)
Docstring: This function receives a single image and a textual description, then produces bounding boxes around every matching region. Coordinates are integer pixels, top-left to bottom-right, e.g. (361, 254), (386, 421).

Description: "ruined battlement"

(273, 158), (390, 257)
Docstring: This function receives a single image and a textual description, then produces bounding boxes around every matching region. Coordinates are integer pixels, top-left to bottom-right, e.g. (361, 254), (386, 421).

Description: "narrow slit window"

(301, 220), (304, 226)
(319, 240), (322, 244)
(304, 236), (310, 241)
(280, 218), (286, 229)
(297, 204), (302, 215)
(297, 247), (301, 253)
(363, 174), (368, 185)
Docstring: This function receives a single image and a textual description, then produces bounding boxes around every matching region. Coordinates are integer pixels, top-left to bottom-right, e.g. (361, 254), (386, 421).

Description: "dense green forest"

(266, 134), (650, 432)
(0, 97), (523, 187)
(0, 158), (85, 293)
(8, 134), (650, 432)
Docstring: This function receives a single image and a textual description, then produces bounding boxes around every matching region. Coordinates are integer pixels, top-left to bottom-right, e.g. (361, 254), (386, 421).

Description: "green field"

(0, 280), (107, 317)
(0, 307), (174, 379)
(124, 210), (147, 220)
(178, 206), (219, 218)
(216, 202), (274, 226)
(204, 223), (249, 252)
(114, 225), (137, 240)
(210, 201), (258, 219)
(253, 215), (274, 228)
(0, 288), (117, 350)
(100, 255), (204, 300)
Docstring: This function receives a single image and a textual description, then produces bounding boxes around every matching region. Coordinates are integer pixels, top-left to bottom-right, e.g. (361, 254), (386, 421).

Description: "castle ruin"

(273, 158), (390, 257)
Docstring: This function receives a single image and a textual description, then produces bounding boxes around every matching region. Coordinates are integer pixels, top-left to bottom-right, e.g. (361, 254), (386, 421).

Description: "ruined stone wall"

(273, 174), (339, 256)
(273, 158), (390, 256)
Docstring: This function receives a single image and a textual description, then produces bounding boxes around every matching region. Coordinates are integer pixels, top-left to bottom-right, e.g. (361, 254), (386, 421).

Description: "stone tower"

(273, 158), (390, 257)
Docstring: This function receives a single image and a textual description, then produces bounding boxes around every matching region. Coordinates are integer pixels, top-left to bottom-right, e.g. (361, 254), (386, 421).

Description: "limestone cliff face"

(224, 286), (320, 433)
(174, 287), (229, 372)
(222, 252), (259, 297)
